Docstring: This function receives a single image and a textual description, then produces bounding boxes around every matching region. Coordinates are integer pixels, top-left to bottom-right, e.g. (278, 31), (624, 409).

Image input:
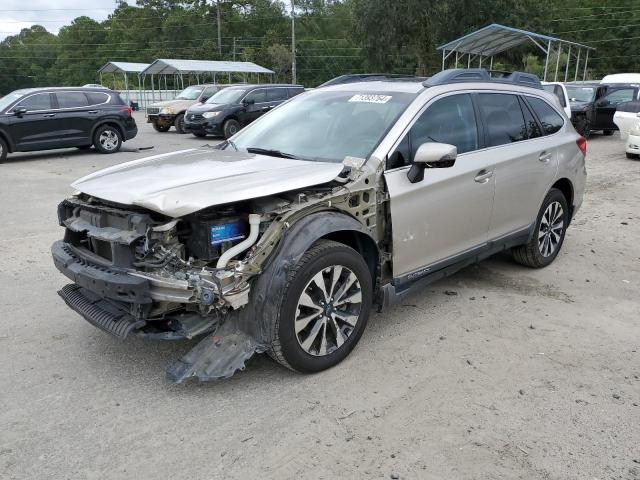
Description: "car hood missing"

(71, 148), (344, 217)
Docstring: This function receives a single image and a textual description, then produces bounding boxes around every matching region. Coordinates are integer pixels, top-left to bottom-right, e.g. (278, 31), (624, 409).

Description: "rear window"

(267, 88), (288, 102)
(288, 87), (305, 98)
(477, 93), (527, 147)
(526, 97), (564, 135)
(57, 92), (89, 108)
(86, 92), (110, 106)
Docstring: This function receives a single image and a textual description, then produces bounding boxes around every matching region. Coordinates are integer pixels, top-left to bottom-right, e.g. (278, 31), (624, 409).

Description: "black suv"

(0, 87), (137, 162)
(183, 84), (305, 138)
(567, 82), (640, 136)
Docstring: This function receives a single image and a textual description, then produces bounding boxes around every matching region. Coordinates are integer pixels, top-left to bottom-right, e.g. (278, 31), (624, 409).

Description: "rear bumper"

(124, 125), (138, 141)
(51, 240), (151, 305)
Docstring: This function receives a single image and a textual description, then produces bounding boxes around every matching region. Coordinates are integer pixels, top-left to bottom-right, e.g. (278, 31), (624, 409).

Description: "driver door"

(384, 93), (495, 280)
(595, 87), (637, 130)
(7, 92), (60, 151)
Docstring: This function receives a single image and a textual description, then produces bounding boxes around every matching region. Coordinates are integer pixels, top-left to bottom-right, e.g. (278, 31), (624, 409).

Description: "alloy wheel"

(295, 265), (362, 357)
(538, 201), (564, 257)
(99, 130), (119, 151)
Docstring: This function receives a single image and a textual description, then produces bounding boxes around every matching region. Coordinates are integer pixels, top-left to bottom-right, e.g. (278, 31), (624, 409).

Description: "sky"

(0, 0), (137, 40)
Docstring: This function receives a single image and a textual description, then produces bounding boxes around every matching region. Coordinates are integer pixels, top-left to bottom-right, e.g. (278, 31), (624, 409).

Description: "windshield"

(225, 90), (415, 162)
(0, 91), (25, 111)
(206, 88), (247, 104)
(567, 86), (596, 102)
(175, 86), (204, 100)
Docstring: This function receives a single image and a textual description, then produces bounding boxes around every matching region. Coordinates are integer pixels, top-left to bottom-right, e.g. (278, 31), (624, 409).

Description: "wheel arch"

(551, 178), (574, 218)
(91, 120), (124, 140)
(0, 128), (14, 153)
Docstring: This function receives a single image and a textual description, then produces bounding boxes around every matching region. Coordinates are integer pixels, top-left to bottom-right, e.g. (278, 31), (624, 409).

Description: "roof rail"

(424, 68), (542, 90)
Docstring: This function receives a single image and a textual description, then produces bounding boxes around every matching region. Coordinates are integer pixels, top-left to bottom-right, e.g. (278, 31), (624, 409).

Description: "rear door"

(6, 92), (59, 151)
(595, 87), (637, 130)
(480, 92), (560, 240)
(52, 91), (96, 145)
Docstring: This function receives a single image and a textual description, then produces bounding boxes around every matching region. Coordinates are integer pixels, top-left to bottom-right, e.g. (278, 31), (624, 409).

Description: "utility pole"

(216, 0), (222, 57)
(291, 0), (296, 84)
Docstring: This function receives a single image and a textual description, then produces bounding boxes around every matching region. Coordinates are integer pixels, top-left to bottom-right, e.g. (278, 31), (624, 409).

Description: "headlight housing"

(202, 111), (221, 118)
(159, 107), (175, 115)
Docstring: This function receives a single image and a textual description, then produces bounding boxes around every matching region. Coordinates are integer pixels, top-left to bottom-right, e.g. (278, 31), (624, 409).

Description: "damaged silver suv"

(52, 69), (587, 383)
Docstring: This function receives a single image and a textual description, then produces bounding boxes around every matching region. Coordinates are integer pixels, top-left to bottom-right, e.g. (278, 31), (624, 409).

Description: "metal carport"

(437, 24), (596, 81)
(97, 61), (150, 104)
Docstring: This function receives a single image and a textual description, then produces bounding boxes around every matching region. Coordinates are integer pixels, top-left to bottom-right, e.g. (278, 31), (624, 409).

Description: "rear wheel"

(152, 122), (170, 133)
(223, 119), (241, 139)
(512, 188), (569, 268)
(268, 240), (372, 373)
(0, 137), (7, 162)
(93, 125), (122, 154)
(174, 113), (186, 134)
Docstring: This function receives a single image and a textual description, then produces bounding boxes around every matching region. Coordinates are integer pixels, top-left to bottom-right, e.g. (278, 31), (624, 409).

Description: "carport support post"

(151, 74), (155, 103)
(442, 49), (446, 70)
(124, 72), (130, 104)
(543, 40), (551, 81)
(564, 45), (571, 82)
(489, 56), (493, 71)
(455, 51), (459, 68)
(582, 50), (589, 81)
(554, 43), (561, 81)
(574, 49), (581, 82)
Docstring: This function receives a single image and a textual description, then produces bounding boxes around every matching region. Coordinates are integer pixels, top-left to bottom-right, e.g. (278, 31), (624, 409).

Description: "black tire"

(174, 113), (186, 134)
(574, 116), (591, 138)
(603, 129), (614, 136)
(512, 188), (569, 268)
(193, 132), (207, 138)
(93, 125), (122, 154)
(0, 136), (7, 163)
(626, 152), (639, 160)
(267, 240), (373, 373)
(223, 118), (241, 139)
(152, 122), (170, 133)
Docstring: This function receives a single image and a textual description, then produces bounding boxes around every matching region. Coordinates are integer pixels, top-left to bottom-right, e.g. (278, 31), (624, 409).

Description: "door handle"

(43, 113), (56, 117)
(539, 151), (553, 163)
(474, 170), (493, 183)
(87, 110), (99, 114)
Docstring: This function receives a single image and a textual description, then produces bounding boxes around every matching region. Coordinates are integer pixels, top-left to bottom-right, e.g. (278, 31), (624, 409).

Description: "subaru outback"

(52, 69), (586, 383)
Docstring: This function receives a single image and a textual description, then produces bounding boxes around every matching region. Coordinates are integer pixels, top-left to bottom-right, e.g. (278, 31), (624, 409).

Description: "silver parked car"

(52, 69), (587, 383)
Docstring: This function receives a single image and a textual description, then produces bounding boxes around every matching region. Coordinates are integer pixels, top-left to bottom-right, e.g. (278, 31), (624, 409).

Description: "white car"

(542, 81), (571, 118)
(601, 73), (640, 85)
(613, 100), (640, 159)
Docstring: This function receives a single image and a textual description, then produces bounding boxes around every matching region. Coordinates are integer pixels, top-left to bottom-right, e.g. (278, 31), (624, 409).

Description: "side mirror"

(407, 142), (457, 183)
(13, 106), (27, 116)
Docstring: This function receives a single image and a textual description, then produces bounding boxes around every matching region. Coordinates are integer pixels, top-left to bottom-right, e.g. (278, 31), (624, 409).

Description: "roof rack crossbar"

(424, 68), (542, 90)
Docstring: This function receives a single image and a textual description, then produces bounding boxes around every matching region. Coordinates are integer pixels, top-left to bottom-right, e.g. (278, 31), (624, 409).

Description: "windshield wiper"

(246, 147), (300, 159)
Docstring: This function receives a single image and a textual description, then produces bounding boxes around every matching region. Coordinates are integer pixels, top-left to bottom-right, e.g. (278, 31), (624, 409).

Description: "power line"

(553, 22), (640, 35)
(550, 9), (640, 21)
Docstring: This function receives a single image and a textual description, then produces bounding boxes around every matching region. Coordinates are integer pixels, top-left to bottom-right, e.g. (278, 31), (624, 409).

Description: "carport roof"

(141, 59), (274, 75)
(97, 61), (150, 74)
(437, 23), (595, 57)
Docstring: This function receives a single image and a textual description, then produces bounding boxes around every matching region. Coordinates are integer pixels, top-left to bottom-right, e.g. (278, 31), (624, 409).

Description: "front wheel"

(174, 113), (186, 134)
(268, 240), (373, 373)
(512, 188), (569, 268)
(93, 125), (122, 154)
(223, 119), (241, 139)
(0, 136), (7, 163)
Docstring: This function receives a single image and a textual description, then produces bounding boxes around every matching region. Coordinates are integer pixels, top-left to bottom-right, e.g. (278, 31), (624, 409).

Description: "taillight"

(120, 106), (132, 117)
(576, 137), (587, 156)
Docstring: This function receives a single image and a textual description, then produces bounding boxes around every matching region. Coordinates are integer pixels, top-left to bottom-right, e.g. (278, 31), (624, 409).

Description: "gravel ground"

(1, 113), (639, 480)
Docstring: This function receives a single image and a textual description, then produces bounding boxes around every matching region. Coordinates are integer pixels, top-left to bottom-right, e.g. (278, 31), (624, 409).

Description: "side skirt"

(380, 226), (532, 310)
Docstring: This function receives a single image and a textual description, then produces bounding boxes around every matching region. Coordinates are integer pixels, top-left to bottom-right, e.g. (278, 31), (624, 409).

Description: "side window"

(288, 87), (304, 98)
(267, 88), (288, 102)
(86, 92), (109, 106)
(602, 88), (636, 106)
(519, 97), (542, 139)
(554, 86), (567, 107)
(57, 92), (89, 109)
(477, 93), (527, 146)
(15, 93), (53, 111)
(244, 89), (266, 104)
(526, 97), (564, 136)
(201, 87), (216, 101)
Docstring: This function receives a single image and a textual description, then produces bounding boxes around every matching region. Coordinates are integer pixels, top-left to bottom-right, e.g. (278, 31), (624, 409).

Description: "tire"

(152, 122), (170, 133)
(0, 137), (7, 163)
(626, 152), (639, 160)
(93, 125), (122, 154)
(193, 132), (207, 138)
(512, 188), (569, 268)
(174, 113), (186, 134)
(267, 240), (373, 373)
(223, 118), (241, 139)
(603, 129), (614, 136)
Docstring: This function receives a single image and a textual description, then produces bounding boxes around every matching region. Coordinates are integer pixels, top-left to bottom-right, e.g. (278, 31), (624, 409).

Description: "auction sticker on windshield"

(348, 94), (392, 104)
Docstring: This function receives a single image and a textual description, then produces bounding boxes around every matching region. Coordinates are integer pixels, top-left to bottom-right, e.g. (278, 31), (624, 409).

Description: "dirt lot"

(1, 113), (639, 480)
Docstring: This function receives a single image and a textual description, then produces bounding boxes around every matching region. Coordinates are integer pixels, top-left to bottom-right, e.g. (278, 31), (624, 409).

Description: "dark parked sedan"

(0, 87), (137, 162)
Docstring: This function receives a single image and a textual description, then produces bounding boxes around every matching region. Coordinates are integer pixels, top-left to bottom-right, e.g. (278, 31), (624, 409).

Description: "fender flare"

(0, 127), (15, 152)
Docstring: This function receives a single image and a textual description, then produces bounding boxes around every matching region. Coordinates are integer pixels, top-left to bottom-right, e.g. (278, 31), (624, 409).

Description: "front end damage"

(52, 161), (384, 382)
